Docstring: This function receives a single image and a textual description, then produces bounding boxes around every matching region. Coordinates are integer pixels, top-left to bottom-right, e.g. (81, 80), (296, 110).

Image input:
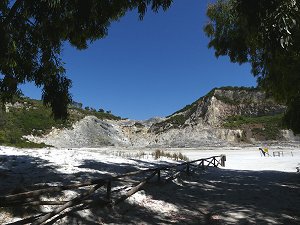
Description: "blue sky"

(20, 0), (256, 120)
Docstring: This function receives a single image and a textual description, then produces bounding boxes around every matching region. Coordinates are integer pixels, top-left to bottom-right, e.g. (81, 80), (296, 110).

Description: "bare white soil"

(0, 145), (299, 224)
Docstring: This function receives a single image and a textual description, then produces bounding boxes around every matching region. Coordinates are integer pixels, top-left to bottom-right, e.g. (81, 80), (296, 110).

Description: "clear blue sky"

(20, 0), (256, 120)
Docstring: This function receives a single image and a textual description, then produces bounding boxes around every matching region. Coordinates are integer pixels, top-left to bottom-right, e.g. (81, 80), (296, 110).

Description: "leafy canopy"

(0, 0), (172, 119)
(204, 0), (300, 133)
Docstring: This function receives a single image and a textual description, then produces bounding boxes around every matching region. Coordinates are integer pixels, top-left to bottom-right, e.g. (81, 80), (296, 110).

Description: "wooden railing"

(1, 154), (226, 225)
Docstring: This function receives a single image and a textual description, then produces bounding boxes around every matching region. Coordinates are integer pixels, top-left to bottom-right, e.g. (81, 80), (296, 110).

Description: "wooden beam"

(32, 182), (105, 225)
(186, 163), (190, 175)
(114, 171), (157, 205)
(157, 169), (161, 182)
(106, 181), (112, 201)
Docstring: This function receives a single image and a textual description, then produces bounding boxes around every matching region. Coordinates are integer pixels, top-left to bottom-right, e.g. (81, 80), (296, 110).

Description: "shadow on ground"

(1, 155), (300, 225)
(70, 168), (300, 225)
(0, 155), (139, 221)
(106, 168), (300, 225)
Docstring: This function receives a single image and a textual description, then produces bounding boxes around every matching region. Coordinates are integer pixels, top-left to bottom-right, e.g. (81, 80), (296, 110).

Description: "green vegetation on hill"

(0, 97), (121, 148)
(223, 114), (284, 140)
(69, 107), (121, 122)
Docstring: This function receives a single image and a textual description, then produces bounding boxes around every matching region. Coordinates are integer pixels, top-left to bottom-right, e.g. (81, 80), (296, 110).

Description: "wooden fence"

(1, 154), (226, 225)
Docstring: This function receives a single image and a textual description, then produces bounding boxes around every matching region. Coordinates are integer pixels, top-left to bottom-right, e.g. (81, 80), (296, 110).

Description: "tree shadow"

(69, 167), (299, 225)
(0, 154), (75, 219)
(2, 156), (300, 225)
(114, 168), (300, 224)
(0, 155), (71, 195)
(78, 159), (139, 175)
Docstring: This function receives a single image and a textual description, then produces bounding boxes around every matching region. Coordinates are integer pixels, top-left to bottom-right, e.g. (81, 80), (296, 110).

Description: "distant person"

(263, 148), (269, 156)
(259, 148), (266, 156)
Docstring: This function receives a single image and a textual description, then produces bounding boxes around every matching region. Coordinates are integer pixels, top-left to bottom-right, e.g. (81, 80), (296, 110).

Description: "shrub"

(152, 149), (189, 161)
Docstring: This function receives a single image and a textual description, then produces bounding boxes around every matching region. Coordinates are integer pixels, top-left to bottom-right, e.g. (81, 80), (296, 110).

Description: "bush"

(152, 149), (189, 161)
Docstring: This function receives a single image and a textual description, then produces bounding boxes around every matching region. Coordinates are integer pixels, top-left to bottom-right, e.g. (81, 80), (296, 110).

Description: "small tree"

(98, 108), (105, 113)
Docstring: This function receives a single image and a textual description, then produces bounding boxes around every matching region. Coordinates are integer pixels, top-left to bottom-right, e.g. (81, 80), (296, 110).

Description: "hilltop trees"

(204, 0), (300, 133)
(0, 0), (172, 120)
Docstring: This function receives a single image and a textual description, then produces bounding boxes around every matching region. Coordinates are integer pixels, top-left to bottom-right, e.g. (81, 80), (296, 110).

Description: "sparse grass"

(70, 107), (121, 121)
(152, 149), (189, 161)
(106, 150), (189, 161)
(110, 151), (149, 159)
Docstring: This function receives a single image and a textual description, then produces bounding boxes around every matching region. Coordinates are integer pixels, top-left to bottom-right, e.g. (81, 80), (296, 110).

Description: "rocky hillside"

(149, 87), (288, 142)
(151, 87), (285, 131)
(25, 87), (299, 148)
(0, 97), (121, 148)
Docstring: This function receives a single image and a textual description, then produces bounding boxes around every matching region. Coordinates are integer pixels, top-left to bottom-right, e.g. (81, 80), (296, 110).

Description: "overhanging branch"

(2, 0), (23, 25)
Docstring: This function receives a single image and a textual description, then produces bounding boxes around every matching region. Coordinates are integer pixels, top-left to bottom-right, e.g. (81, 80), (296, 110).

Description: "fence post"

(202, 159), (205, 170)
(157, 169), (161, 182)
(221, 155), (226, 167)
(106, 181), (111, 201)
(186, 163), (190, 175)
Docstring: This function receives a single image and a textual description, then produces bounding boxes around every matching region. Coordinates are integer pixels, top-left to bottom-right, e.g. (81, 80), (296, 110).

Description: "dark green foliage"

(42, 74), (72, 120)
(0, 0), (173, 120)
(223, 114), (284, 140)
(98, 108), (105, 113)
(283, 95), (300, 134)
(204, 0), (300, 133)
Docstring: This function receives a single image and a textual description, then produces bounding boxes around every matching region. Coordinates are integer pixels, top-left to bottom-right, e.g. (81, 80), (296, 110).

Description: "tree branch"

(2, 0), (23, 25)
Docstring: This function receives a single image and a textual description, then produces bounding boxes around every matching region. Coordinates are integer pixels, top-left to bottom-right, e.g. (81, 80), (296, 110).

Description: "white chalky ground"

(0, 145), (299, 224)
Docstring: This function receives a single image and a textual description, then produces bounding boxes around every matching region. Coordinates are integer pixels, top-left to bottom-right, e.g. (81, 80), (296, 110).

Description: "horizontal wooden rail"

(0, 155), (225, 204)
(1, 154), (226, 225)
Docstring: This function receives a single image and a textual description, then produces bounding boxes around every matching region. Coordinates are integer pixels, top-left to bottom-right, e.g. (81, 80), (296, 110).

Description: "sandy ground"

(0, 145), (300, 224)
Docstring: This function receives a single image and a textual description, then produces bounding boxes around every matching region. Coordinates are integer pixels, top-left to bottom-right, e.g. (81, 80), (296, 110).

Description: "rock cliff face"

(28, 87), (297, 148)
(145, 87), (287, 146)
(151, 88), (285, 131)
